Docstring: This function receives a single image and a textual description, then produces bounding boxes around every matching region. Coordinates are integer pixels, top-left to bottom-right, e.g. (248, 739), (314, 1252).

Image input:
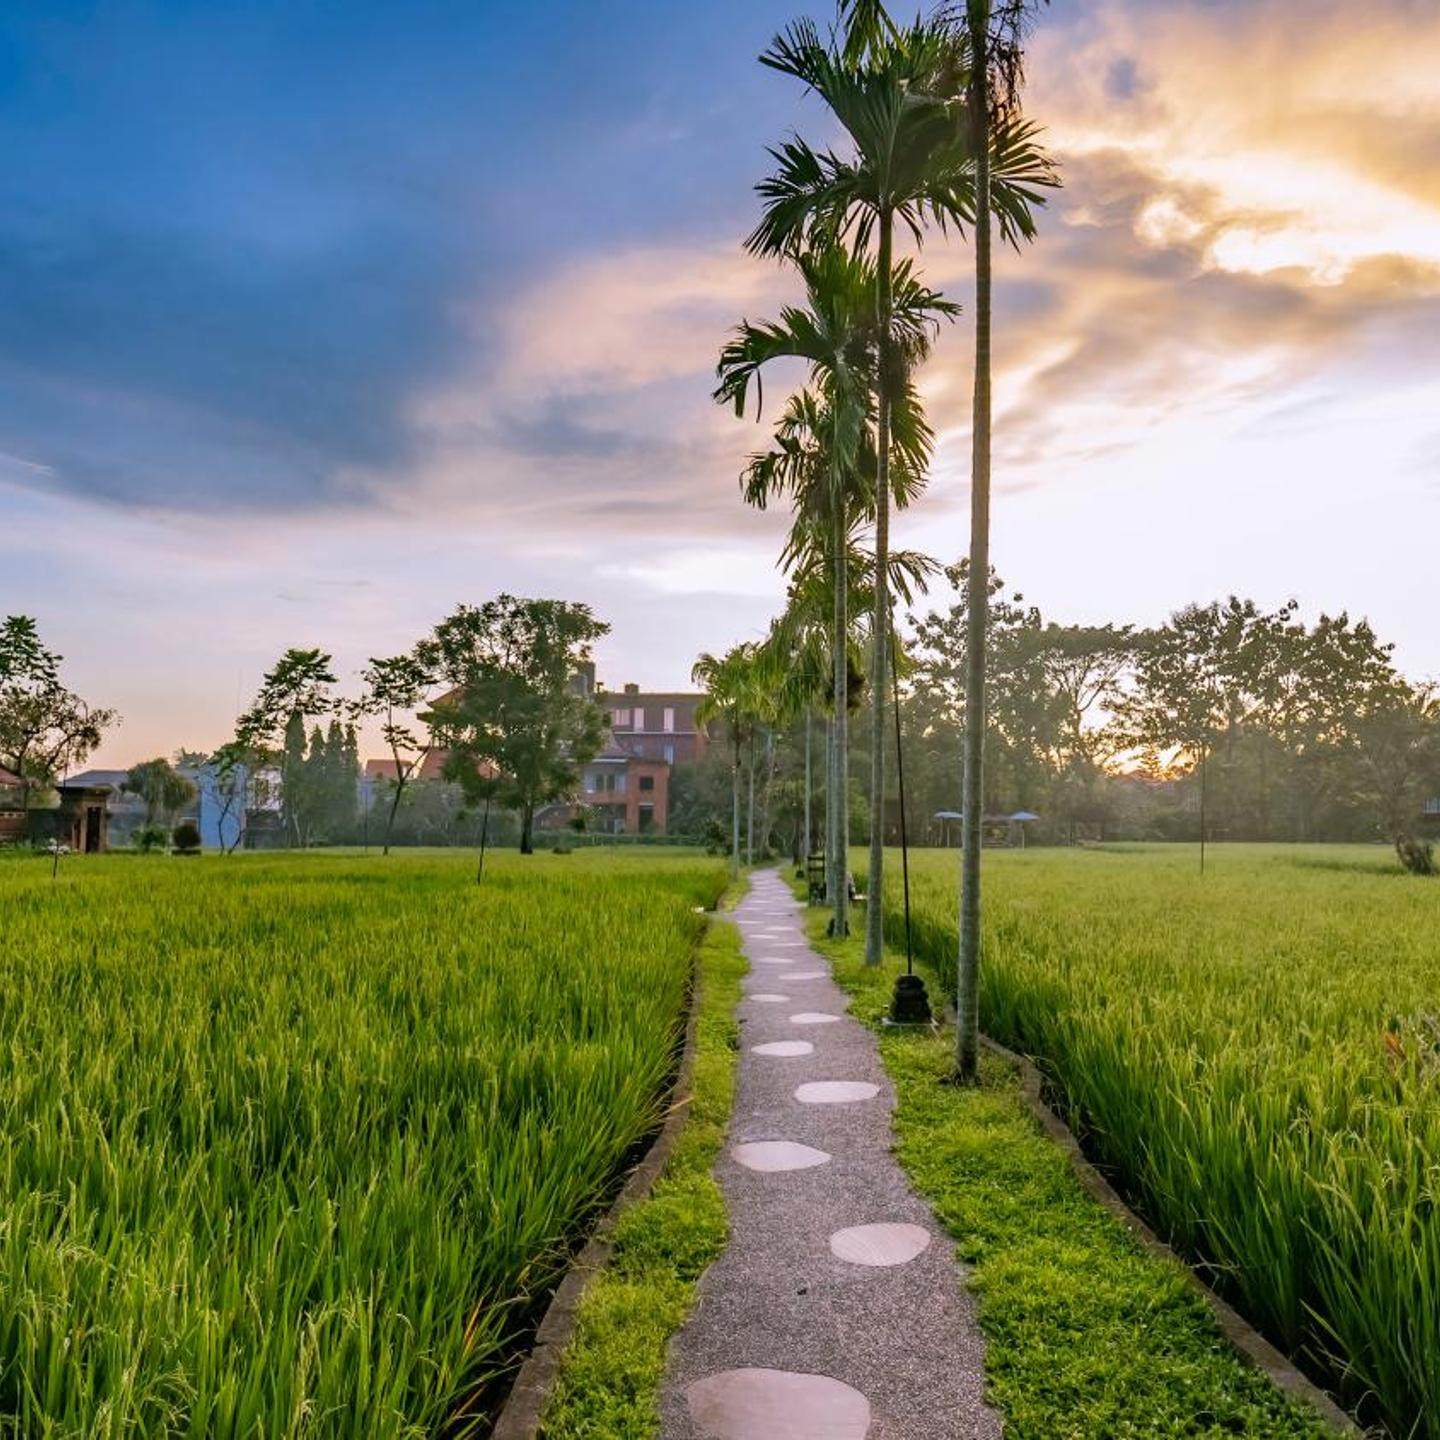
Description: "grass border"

(518, 880), (748, 1439)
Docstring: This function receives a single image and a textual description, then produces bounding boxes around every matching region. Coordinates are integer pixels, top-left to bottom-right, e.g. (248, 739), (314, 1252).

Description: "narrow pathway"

(660, 869), (999, 1440)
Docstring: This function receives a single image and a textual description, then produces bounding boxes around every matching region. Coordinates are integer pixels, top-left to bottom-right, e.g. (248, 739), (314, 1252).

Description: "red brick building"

(596, 681), (707, 767)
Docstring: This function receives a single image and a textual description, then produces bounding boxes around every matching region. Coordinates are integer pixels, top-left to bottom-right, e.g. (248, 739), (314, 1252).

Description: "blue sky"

(2, 0), (1438, 763)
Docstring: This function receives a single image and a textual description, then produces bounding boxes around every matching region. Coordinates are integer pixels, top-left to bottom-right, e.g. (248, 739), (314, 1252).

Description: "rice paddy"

(884, 843), (1440, 1439)
(0, 848), (726, 1437)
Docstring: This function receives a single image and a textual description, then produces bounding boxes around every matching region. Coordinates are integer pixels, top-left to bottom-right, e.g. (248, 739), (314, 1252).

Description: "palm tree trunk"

(829, 708), (840, 887)
(746, 734), (756, 864)
(831, 502), (850, 936)
(731, 737), (741, 878)
(958, 5), (992, 1083)
(865, 208), (895, 966)
(759, 729), (776, 856)
(804, 707), (813, 858)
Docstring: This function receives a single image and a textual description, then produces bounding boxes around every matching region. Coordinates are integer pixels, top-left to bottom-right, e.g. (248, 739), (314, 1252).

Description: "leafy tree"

(356, 651), (437, 855)
(235, 648), (337, 847)
(0, 616), (118, 808)
(121, 758), (197, 827)
(419, 596), (608, 862)
(1350, 685), (1440, 874)
(204, 741), (253, 854)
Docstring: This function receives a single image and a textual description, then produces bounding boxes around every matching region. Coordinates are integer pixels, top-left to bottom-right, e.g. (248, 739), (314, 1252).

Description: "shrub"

(1396, 837), (1435, 875)
(133, 824), (169, 854)
(171, 820), (202, 855)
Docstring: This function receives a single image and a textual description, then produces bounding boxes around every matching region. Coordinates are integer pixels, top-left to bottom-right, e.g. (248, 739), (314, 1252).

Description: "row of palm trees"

(695, 0), (1056, 1079)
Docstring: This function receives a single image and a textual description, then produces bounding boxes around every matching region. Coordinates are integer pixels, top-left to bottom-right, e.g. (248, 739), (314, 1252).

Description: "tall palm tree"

(749, 12), (1051, 966)
(718, 244), (951, 935)
(693, 645), (760, 879)
(956, 0), (1053, 1080)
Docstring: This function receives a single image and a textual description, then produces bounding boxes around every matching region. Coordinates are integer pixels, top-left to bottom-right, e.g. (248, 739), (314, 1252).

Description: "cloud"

(906, 0), (1440, 497)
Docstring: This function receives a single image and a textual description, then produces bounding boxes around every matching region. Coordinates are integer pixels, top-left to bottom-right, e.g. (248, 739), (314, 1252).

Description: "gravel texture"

(660, 870), (1001, 1439)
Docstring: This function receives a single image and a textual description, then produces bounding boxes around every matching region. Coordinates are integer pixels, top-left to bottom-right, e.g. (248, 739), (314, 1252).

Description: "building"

(567, 744), (671, 835)
(594, 681), (707, 767)
(56, 783), (113, 852)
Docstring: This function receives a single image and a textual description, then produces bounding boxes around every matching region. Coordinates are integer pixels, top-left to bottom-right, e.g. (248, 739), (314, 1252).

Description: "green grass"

(799, 884), (1331, 1439)
(0, 848), (726, 1437)
(867, 842), (1438, 1438)
(540, 889), (747, 1438)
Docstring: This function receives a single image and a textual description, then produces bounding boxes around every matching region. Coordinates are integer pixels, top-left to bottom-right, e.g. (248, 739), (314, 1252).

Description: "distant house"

(66, 769), (152, 845)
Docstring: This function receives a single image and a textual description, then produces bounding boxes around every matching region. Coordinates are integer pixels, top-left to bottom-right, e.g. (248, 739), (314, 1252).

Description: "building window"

(663, 744), (675, 764)
(639, 774), (655, 793)
(611, 708), (631, 728)
(632, 706), (645, 730)
(638, 804), (655, 834)
(663, 707), (675, 732)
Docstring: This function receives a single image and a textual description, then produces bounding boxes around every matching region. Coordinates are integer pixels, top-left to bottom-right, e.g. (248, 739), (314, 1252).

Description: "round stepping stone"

(829, 1222), (933, 1268)
(731, 1141), (831, 1172)
(785, 971), (827, 980)
(749, 993), (790, 1003)
(686, 1368), (870, 1440)
(751, 1040), (814, 1057)
(754, 957), (793, 966)
(790, 1012), (841, 1025)
(794, 1080), (879, 1104)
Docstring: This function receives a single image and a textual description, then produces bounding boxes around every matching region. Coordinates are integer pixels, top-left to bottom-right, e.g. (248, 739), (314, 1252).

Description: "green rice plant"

(876, 843), (1440, 1438)
(0, 848), (725, 1436)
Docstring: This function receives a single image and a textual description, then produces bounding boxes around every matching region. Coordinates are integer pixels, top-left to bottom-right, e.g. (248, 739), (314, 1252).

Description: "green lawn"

(0, 848), (725, 1437)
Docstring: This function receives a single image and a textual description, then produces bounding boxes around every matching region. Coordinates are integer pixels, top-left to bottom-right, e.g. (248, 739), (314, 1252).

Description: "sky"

(2, 0), (1438, 767)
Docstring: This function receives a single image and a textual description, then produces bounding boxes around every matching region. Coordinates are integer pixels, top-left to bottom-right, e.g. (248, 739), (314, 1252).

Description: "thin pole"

(1199, 737), (1208, 875)
(476, 792), (491, 883)
(890, 634), (913, 976)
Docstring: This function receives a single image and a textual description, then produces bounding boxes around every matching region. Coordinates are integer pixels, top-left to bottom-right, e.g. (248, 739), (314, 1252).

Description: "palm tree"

(749, 11), (1052, 966)
(956, 0), (1054, 1080)
(718, 244), (951, 935)
(693, 645), (760, 879)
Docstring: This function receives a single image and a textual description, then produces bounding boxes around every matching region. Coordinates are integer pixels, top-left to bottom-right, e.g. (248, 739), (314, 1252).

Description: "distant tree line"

(687, 565), (1440, 875)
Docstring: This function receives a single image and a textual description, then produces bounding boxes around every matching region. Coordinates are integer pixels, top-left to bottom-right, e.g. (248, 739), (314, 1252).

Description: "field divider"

(978, 1032), (1363, 1438)
(490, 902), (724, 1440)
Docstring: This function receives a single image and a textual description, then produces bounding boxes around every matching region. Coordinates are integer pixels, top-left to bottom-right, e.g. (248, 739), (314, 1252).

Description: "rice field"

(0, 848), (726, 1437)
(883, 843), (1439, 1439)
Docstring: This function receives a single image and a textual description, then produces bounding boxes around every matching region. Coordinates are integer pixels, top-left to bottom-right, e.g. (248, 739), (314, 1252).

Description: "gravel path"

(659, 869), (1000, 1440)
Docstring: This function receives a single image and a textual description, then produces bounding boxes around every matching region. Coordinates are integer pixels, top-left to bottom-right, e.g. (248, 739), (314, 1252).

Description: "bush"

(172, 821), (202, 855)
(1396, 837), (1435, 875)
(133, 824), (169, 854)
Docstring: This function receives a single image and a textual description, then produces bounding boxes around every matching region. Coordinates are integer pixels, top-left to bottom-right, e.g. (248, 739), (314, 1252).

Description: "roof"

(66, 768), (129, 790)
(0, 766), (22, 787)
